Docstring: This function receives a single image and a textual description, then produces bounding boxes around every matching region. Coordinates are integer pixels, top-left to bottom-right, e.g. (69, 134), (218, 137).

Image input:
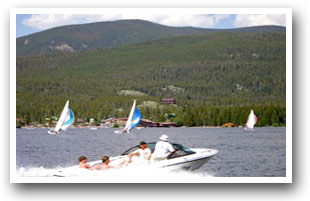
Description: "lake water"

(15, 127), (286, 178)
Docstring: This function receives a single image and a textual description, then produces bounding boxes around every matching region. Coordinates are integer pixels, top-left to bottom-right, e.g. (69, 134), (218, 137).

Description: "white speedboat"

(120, 142), (218, 171)
(53, 142), (218, 177)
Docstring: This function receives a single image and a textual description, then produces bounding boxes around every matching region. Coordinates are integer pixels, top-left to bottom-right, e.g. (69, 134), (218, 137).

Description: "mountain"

(16, 19), (285, 57)
(16, 30), (286, 126)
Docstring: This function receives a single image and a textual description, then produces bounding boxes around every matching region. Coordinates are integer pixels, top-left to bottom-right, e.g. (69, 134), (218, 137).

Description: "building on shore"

(140, 119), (159, 127)
(221, 123), (235, 127)
(100, 118), (127, 128)
(159, 122), (177, 127)
(100, 118), (178, 128)
(161, 98), (176, 104)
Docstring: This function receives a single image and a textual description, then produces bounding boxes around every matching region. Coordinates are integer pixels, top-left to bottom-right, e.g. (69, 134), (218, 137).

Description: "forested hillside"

(16, 19), (285, 57)
(16, 30), (286, 127)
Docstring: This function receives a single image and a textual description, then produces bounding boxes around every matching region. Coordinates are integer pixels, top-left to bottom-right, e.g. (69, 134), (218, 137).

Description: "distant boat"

(48, 100), (74, 134)
(245, 109), (257, 130)
(89, 118), (98, 130)
(114, 100), (141, 134)
(89, 126), (98, 130)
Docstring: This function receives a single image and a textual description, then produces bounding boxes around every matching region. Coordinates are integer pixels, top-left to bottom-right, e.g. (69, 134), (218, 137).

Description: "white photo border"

(10, 7), (292, 183)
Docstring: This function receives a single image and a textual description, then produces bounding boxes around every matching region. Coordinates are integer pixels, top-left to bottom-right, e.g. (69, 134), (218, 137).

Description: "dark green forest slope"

(16, 19), (285, 58)
(16, 31), (286, 127)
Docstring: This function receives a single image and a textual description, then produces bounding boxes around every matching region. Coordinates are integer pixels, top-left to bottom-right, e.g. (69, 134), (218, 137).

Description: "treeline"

(17, 97), (285, 127)
(166, 104), (286, 127)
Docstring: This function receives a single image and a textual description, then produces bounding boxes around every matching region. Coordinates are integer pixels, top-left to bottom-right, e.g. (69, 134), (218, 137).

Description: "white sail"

(124, 100), (141, 133)
(245, 109), (257, 130)
(51, 100), (74, 134)
(55, 101), (69, 132)
(124, 100), (136, 132)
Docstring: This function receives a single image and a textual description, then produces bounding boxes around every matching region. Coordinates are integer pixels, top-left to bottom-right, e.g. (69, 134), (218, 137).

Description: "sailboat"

(89, 118), (98, 130)
(114, 100), (141, 134)
(48, 100), (75, 134)
(245, 109), (257, 130)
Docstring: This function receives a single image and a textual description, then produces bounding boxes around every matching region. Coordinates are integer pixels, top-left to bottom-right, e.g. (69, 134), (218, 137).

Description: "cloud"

(22, 14), (232, 30)
(22, 14), (113, 29)
(151, 14), (230, 28)
(234, 14), (286, 27)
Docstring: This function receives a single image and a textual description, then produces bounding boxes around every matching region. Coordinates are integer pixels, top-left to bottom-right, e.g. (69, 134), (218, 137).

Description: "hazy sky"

(16, 14), (286, 38)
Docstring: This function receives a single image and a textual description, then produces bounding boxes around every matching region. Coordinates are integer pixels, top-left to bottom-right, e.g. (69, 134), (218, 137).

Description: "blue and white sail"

(49, 100), (74, 134)
(124, 100), (141, 133)
(60, 108), (75, 131)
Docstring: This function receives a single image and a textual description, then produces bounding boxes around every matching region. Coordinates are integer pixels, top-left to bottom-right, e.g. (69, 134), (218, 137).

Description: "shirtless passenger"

(78, 156), (91, 169)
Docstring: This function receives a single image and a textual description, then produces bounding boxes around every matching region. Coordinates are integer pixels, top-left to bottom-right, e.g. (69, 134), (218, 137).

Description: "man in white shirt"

(152, 135), (175, 161)
(128, 141), (152, 163)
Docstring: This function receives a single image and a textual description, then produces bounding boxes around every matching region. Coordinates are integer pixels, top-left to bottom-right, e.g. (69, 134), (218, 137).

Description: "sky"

(16, 14), (286, 38)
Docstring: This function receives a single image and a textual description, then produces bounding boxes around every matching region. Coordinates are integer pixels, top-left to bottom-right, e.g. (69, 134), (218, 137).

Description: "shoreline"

(17, 125), (286, 129)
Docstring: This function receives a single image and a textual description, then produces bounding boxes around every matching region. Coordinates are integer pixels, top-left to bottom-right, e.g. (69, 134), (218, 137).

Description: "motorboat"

(120, 142), (218, 171)
(53, 142), (218, 177)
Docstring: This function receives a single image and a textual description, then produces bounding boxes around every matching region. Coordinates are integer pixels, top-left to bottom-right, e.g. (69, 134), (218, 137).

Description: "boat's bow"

(154, 148), (218, 171)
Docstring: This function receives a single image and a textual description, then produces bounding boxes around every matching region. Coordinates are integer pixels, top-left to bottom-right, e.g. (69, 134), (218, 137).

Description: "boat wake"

(16, 165), (214, 182)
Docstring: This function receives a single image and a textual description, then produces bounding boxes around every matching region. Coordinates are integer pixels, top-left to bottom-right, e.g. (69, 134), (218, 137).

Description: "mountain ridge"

(17, 19), (286, 57)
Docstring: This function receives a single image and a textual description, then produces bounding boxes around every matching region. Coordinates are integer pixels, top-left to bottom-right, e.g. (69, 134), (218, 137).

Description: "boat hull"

(161, 156), (213, 171)
(47, 130), (58, 135)
(54, 148), (217, 177)
(153, 148), (218, 171)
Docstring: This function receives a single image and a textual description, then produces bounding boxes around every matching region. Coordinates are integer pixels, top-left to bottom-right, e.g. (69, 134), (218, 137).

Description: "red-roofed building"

(161, 98), (176, 104)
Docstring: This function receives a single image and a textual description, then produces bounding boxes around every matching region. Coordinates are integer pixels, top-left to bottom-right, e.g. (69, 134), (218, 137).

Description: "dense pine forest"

(16, 20), (286, 127)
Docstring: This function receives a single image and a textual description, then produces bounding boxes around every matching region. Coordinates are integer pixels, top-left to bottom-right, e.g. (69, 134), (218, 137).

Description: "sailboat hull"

(114, 130), (124, 134)
(47, 130), (58, 135)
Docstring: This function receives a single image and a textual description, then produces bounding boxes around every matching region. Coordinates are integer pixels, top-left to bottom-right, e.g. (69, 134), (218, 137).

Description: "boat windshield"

(168, 144), (195, 159)
(121, 142), (195, 159)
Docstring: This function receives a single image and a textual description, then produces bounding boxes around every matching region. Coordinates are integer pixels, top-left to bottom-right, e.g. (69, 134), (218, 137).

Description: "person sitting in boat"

(78, 155), (91, 169)
(91, 156), (114, 170)
(128, 141), (152, 163)
(152, 135), (175, 161)
(91, 155), (127, 170)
